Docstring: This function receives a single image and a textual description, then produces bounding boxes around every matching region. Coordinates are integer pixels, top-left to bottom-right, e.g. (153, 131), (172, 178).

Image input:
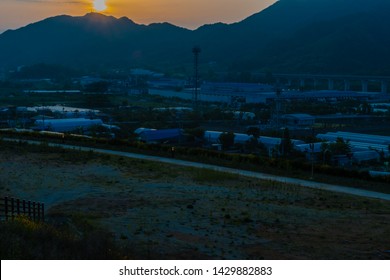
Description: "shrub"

(0, 216), (121, 259)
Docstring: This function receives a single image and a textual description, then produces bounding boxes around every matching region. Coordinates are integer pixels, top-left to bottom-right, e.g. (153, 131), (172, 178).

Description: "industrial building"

(134, 127), (156, 134)
(23, 90), (81, 94)
(312, 131), (390, 164)
(148, 82), (276, 104)
(266, 90), (371, 103)
(281, 114), (315, 128)
(148, 82), (375, 105)
(295, 142), (324, 154)
(33, 118), (103, 132)
(204, 130), (304, 152)
(204, 131), (253, 145)
(148, 78), (187, 90)
(135, 128), (183, 143)
(317, 131), (390, 146)
(201, 82), (275, 104)
(26, 105), (99, 118)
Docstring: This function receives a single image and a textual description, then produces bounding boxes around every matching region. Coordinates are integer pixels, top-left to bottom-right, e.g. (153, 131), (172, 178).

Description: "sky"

(0, 0), (277, 33)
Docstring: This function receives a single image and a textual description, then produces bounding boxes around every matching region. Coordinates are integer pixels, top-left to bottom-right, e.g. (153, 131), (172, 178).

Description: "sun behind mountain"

(93, 0), (107, 12)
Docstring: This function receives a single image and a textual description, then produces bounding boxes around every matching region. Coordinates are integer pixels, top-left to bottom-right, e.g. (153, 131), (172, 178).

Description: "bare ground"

(1, 148), (390, 259)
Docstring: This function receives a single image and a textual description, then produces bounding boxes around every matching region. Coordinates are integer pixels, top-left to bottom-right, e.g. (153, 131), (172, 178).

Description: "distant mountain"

(0, 13), (191, 71)
(1, 0), (390, 75)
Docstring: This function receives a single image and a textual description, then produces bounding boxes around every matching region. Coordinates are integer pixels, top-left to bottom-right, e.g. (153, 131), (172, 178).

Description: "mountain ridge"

(1, 0), (390, 75)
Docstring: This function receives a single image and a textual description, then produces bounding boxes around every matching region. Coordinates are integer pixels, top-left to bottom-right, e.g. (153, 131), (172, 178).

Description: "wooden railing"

(0, 196), (44, 222)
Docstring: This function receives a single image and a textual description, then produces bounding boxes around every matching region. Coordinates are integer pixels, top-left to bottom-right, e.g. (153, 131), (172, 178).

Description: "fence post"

(11, 197), (14, 220)
(28, 201), (31, 218)
(5, 196), (8, 221)
(3, 196), (45, 223)
(17, 198), (20, 215)
(37, 203), (41, 222)
(32, 202), (36, 221)
(42, 203), (45, 222)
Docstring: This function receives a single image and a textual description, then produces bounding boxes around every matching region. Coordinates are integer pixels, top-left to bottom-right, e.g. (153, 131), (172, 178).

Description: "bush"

(0, 216), (121, 259)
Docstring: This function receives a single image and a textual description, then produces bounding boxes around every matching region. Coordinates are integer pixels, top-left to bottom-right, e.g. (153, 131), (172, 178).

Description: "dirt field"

(1, 147), (390, 259)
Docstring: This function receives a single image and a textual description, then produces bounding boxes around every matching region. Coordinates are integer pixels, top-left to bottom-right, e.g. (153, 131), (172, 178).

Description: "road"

(4, 138), (390, 201)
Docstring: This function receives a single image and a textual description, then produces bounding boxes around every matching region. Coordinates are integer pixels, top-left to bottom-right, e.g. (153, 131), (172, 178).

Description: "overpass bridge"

(260, 73), (390, 93)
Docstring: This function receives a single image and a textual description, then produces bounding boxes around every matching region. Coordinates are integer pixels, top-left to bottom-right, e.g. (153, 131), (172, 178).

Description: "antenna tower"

(192, 46), (201, 109)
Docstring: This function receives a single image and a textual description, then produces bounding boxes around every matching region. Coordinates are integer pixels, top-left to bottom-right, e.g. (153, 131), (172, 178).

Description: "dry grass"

(1, 147), (390, 259)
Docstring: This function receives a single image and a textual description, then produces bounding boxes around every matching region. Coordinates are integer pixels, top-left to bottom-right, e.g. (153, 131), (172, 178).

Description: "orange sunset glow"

(0, 0), (277, 33)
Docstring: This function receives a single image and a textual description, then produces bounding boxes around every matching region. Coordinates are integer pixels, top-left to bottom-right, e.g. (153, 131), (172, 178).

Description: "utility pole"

(310, 143), (315, 179)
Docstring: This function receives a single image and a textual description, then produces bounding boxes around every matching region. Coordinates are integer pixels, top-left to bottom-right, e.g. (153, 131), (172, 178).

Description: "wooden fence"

(0, 196), (44, 222)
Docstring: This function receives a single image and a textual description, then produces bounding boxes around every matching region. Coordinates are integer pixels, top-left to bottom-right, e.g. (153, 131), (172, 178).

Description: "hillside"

(1, 0), (390, 74)
(1, 142), (390, 259)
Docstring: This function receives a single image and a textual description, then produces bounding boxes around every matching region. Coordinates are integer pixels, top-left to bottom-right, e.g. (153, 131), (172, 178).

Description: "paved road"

(5, 138), (390, 201)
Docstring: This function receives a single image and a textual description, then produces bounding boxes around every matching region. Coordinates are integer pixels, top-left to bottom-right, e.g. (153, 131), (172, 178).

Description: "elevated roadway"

(257, 72), (390, 93)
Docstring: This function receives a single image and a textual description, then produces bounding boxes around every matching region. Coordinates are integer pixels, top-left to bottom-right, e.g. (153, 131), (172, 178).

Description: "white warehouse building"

(204, 130), (304, 150)
(314, 131), (390, 163)
(34, 118), (103, 132)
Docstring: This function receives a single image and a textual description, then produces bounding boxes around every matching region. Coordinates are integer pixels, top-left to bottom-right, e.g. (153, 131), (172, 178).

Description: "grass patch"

(192, 168), (240, 183)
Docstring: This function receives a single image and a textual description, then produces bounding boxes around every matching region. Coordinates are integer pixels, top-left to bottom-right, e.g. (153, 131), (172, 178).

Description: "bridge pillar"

(381, 80), (388, 93)
(328, 79), (334, 90)
(344, 80), (351, 91)
(361, 80), (368, 92)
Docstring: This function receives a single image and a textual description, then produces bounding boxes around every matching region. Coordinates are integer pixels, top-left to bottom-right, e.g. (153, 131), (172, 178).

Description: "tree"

(321, 137), (352, 164)
(321, 142), (332, 164)
(185, 128), (205, 144)
(247, 126), (260, 138)
(245, 136), (259, 153)
(330, 137), (351, 156)
(219, 132), (235, 150)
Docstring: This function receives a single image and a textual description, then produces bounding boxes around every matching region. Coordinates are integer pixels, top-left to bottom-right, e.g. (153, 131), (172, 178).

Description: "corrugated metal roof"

(317, 132), (390, 145)
(134, 127), (156, 134)
(34, 118), (103, 132)
(282, 114), (315, 120)
(139, 128), (182, 142)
